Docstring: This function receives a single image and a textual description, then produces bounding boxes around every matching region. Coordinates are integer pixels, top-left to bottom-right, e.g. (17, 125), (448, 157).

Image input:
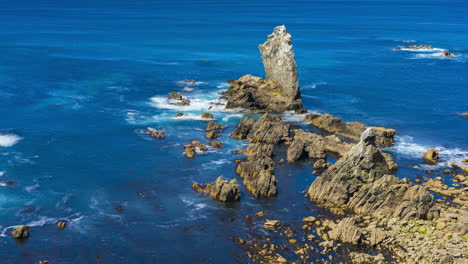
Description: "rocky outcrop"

(11, 225), (29, 239)
(329, 217), (363, 245)
(184, 141), (207, 158)
(167, 91), (190, 106)
(423, 148), (439, 164)
(258, 25), (300, 104)
(287, 130), (326, 164)
(223, 26), (302, 112)
(235, 143), (277, 198)
(308, 128), (432, 220)
(205, 121), (227, 139)
(192, 176), (240, 202)
(287, 129), (397, 172)
(145, 128), (165, 139)
(302, 113), (395, 147)
(209, 141), (223, 148)
(201, 112), (213, 119)
(231, 114), (290, 144)
(168, 91), (183, 100)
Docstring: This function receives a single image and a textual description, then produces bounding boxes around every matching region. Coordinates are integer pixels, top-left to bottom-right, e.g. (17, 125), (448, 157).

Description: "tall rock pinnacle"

(258, 25), (300, 102)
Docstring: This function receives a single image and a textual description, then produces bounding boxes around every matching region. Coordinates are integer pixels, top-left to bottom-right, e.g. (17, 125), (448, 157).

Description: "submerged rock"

(423, 148), (439, 164)
(205, 121), (227, 139)
(192, 176), (240, 202)
(11, 225), (29, 239)
(56, 220), (67, 230)
(223, 26), (302, 112)
(303, 113), (395, 147)
(231, 114), (290, 144)
(308, 128), (432, 220)
(236, 143), (277, 198)
(209, 141), (224, 148)
(263, 219), (281, 230)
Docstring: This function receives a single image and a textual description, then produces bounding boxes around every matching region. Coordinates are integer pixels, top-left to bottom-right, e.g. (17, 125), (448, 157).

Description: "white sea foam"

(389, 135), (468, 168)
(0, 171), (4, 177)
(221, 113), (244, 122)
(171, 113), (213, 121)
(303, 82), (327, 89)
(280, 111), (317, 123)
(0, 134), (22, 147)
(0, 213), (82, 237)
(149, 96), (226, 112)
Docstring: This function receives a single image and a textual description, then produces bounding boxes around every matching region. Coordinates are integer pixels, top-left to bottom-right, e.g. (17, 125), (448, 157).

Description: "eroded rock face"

(329, 217), (363, 245)
(231, 114), (290, 144)
(192, 176), (240, 202)
(287, 130), (326, 163)
(223, 26), (302, 112)
(259, 25), (299, 103)
(423, 148), (439, 164)
(205, 121), (227, 139)
(308, 128), (432, 220)
(235, 143), (277, 198)
(303, 113), (395, 147)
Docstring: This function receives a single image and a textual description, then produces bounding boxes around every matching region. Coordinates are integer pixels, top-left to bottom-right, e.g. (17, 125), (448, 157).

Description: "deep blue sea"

(0, 0), (467, 263)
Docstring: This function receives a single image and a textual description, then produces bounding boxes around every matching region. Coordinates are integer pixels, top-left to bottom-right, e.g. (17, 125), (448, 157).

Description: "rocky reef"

(223, 26), (302, 112)
(192, 176), (240, 202)
(205, 121), (227, 139)
(235, 143), (277, 198)
(303, 113), (395, 147)
(308, 128), (432, 220)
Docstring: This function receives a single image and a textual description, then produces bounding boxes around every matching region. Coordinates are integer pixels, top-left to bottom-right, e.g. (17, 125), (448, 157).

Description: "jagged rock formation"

(302, 113), (395, 147)
(167, 91), (191, 106)
(145, 128), (165, 139)
(184, 141), (207, 158)
(287, 130), (326, 163)
(259, 25), (300, 103)
(287, 129), (397, 172)
(192, 176), (240, 202)
(205, 121), (227, 139)
(223, 26), (302, 112)
(231, 114), (290, 144)
(235, 143), (277, 198)
(308, 128), (433, 220)
(329, 217), (363, 245)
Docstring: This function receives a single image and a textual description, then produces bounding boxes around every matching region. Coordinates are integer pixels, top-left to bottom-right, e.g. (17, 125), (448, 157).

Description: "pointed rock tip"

(360, 128), (376, 145)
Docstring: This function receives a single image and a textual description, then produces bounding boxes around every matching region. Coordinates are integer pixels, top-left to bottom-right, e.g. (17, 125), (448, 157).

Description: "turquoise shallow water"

(0, 0), (467, 263)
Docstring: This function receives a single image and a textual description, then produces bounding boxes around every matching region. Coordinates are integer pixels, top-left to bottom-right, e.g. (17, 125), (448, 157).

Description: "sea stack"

(223, 25), (303, 112)
(258, 25), (300, 104)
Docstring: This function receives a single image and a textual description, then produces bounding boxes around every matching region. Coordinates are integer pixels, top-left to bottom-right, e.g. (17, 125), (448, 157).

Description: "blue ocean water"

(0, 0), (467, 263)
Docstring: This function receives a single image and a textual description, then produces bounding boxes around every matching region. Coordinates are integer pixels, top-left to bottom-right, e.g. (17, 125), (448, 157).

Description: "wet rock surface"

(423, 148), (439, 164)
(303, 113), (395, 147)
(192, 176), (240, 202)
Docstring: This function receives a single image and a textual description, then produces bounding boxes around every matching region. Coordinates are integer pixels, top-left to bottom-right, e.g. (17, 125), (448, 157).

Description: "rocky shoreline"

(10, 25), (467, 264)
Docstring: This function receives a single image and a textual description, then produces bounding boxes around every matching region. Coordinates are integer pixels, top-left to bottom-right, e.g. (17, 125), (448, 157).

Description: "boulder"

(146, 128), (165, 139)
(168, 91), (183, 100)
(174, 98), (191, 106)
(205, 121), (227, 139)
(302, 114), (395, 147)
(209, 141), (224, 148)
(263, 219), (281, 230)
(423, 148), (439, 164)
(201, 112), (213, 119)
(442, 49), (455, 58)
(184, 144), (197, 158)
(308, 128), (432, 220)
(191, 140), (208, 151)
(192, 176), (240, 202)
(11, 225), (29, 239)
(56, 220), (67, 230)
(231, 114), (290, 144)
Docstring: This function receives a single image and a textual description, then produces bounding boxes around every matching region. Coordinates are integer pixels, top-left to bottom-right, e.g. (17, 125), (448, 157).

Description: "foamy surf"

(389, 135), (468, 168)
(0, 134), (22, 147)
